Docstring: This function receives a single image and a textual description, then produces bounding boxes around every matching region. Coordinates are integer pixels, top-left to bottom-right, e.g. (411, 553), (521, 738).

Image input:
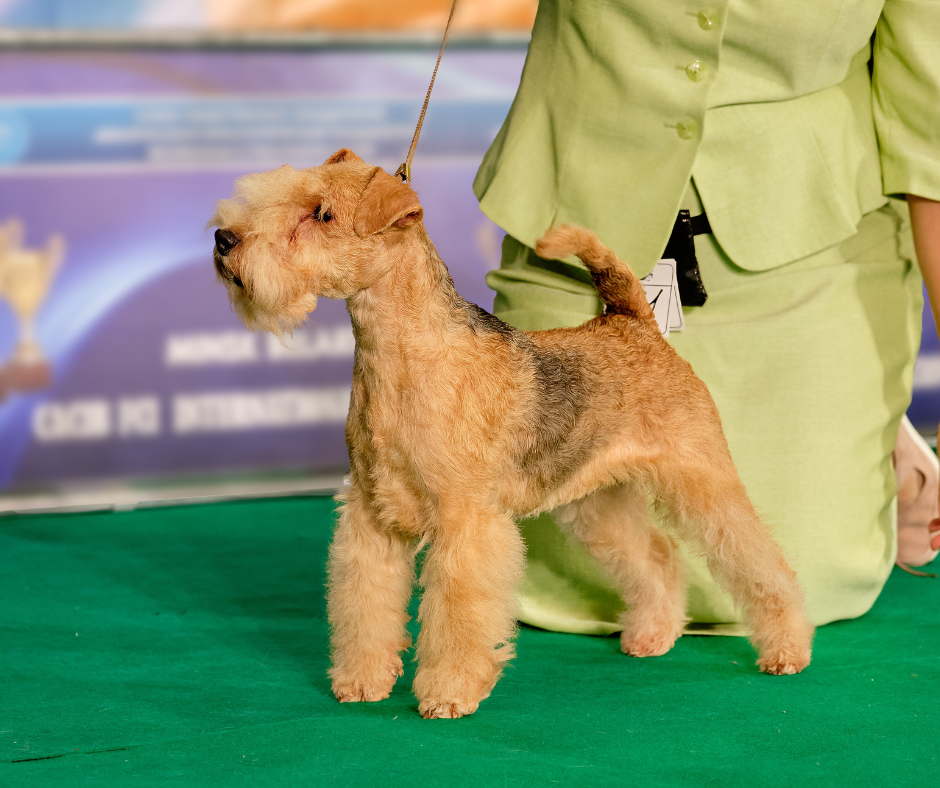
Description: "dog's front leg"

(413, 507), (524, 719)
(327, 488), (415, 703)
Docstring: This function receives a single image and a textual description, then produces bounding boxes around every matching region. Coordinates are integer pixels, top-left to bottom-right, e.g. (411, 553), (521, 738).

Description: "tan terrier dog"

(209, 149), (813, 719)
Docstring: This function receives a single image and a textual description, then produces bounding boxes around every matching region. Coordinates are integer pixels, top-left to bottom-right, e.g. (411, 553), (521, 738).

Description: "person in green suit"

(473, 0), (940, 635)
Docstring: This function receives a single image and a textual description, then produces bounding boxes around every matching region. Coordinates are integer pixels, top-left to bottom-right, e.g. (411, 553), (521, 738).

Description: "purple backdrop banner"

(0, 47), (525, 491)
(2, 45), (938, 495)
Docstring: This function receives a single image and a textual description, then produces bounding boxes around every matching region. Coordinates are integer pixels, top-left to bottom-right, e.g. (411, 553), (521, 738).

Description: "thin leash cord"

(395, 0), (460, 183)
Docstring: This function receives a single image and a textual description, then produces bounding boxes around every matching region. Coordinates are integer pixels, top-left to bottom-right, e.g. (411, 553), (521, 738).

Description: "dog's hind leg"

(413, 505), (524, 719)
(327, 487), (415, 703)
(651, 461), (814, 675)
(558, 484), (688, 657)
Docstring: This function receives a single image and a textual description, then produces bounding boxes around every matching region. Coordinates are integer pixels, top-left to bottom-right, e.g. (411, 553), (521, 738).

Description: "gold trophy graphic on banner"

(0, 218), (64, 395)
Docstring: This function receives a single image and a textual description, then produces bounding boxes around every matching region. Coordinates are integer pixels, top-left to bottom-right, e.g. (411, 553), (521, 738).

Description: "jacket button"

(685, 60), (709, 82)
(697, 9), (719, 30)
(676, 118), (699, 139)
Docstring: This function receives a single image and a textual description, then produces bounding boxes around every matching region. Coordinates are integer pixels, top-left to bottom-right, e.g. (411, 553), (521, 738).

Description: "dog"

(209, 149), (813, 719)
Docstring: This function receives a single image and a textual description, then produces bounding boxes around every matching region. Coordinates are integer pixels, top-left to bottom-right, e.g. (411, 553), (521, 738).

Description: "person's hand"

(934, 418), (940, 553)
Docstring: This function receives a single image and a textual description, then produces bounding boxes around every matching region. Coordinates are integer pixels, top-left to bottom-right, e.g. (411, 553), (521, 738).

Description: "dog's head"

(207, 149), (423, 336)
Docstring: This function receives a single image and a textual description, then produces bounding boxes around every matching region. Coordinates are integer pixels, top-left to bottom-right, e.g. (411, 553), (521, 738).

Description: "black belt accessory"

(662, 210), (711, 307)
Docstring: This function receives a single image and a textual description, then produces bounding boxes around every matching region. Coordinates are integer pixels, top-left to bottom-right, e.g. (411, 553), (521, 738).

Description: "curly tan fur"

(209, 150), (814, 719)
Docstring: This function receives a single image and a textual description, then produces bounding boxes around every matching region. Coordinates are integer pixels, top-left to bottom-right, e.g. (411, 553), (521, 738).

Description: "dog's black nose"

(215, 228), (241, 256)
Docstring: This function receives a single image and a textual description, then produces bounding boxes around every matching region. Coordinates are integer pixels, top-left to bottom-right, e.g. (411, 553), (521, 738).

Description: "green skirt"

(488, 187), (923, 635)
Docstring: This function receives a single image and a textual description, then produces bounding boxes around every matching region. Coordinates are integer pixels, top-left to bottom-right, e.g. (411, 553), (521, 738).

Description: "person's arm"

(908, 195), (940, 321)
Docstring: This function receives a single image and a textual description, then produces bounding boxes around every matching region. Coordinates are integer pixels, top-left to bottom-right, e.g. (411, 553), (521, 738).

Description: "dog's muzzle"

(214, 228), (241, 256)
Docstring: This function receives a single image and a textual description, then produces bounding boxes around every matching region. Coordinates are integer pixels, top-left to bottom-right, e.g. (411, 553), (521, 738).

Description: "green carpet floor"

(1, 496), (938, 786)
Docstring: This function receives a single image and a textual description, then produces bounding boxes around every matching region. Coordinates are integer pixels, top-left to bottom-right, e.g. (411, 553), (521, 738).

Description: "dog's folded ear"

(353, 168), (423, 238)
(323, 148), (365, 166)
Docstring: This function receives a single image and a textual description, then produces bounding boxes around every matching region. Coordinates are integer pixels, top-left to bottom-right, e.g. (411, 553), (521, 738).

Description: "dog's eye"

(312, 205), (333, 223)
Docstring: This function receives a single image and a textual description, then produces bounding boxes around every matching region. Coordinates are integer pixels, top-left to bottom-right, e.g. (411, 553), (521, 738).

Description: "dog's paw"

(331, 658), (403, 703)
(621, 633), (677, 658)
(620, 629), (681, 658)
(754, 618), (814, 676)
(418, 699), (479, 719)
(620, 615), (685, 658)
(332, 669), (402, 702)
(412, 655), (501, 719)
(332, 678), (395, 703)
(757, 652), (810, 676)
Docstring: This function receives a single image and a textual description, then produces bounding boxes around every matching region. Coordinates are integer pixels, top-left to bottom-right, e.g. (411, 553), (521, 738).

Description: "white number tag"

(641, 259), (685, 337)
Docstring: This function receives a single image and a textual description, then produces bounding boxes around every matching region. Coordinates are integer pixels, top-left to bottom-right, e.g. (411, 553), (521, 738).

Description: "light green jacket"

(473, 0), (940, 277)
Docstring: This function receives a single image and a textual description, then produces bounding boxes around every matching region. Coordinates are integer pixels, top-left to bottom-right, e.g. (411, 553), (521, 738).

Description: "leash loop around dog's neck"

(395, 0), (460, 184)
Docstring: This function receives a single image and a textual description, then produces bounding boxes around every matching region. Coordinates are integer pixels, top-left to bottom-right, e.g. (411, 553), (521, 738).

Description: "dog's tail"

(535, 225), (655, 324)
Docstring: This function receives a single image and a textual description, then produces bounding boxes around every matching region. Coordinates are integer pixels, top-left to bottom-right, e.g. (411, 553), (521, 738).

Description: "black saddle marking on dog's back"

(460, 297), (593, 488)
(465, 302), (519, 343)
(517, 345), (593, 488)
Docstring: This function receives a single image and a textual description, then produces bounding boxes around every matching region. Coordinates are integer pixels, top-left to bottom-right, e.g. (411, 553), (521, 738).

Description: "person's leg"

(487, 193), (924, 633)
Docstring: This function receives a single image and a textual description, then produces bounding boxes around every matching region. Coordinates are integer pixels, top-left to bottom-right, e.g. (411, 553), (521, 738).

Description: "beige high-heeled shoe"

(894, 415), (940, 576)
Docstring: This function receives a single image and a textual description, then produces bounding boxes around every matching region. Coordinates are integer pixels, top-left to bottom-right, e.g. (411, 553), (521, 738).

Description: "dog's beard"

(230, 288), (318, 339)
(225, 243), (327, 338)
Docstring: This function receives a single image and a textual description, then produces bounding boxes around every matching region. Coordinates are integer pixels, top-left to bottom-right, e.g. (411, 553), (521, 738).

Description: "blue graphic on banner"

(0, 0), (199, 28)
(0, 109), (28, 163)
(0, 97), (513, 169)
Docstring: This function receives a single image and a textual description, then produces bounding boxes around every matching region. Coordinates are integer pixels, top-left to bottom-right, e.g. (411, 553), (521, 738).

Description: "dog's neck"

(346, 226), (464, 376)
